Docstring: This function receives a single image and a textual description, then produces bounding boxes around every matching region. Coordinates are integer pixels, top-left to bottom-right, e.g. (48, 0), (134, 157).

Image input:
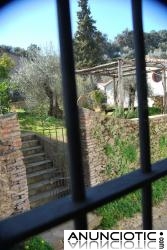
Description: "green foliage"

(110, 107), (138, 119)
(94, 112), (167, 229)
(77, 89), (106, 110)
(10, 45), (62, 118)
(104, 138), (137, 178)
(0, 53), (14, 114)
(18, 111), (65, 139)
(97, 191), (141, 229)
(74, 0), (109, 68)
(159, 136), (167, 148)
(90, 90), (106, 108)
(97, 176), (167, 229)
(116, 140), (137, 163)
(18, 111), (64, 131)
(0, 81), (10, 114)
(0, 53), (14, 79)
(148, 107), (161, 116)
(110, 107), (161, 119)
(110, 29), (167, 59)
(11, 236), (53, 250)
(24, 236), (53, 250)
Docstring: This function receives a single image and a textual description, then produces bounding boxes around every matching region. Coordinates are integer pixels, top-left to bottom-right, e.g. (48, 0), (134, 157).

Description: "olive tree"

(10, 46), (62, 118)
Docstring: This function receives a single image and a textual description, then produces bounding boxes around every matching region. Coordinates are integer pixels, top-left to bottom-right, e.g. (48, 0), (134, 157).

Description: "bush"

(24, 236), (53, 250)
(11, 236), (53, 250)
(90, 90), (106, 106)
(0, 81), (10, 114)
(77, 89), (106, 111)
(148, 107), (161, 116)
(110, 106), (161, 119)
(112, 108), (138, 119)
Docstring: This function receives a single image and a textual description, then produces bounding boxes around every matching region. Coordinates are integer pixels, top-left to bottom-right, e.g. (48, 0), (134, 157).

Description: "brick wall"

(80, 108), (167, 187)
(0, 113), (30, 219)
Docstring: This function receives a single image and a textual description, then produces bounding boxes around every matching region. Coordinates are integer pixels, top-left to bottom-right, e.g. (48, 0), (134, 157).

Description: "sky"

(0, 0), (167, 52)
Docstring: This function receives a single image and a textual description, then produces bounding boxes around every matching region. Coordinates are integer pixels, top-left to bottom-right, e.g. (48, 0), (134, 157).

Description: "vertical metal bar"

(132, 0), (152, 229)
(56, 0), (87, 229)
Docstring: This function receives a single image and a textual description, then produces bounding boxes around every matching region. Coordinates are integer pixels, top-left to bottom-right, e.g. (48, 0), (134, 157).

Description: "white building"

(97, 71), (165, 108)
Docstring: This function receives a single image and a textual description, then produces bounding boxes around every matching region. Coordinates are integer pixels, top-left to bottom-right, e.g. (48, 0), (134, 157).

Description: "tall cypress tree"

(74, 0), (106, 69)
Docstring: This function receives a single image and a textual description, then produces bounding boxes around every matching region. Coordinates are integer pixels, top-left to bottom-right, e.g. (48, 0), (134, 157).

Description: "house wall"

(80, 108), (167, 187)
(97, 71), (165, 107)
(147, 71), (164, 96)
(0, 113), (30, 219)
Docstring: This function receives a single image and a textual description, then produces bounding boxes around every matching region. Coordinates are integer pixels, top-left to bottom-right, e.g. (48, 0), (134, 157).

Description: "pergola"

(76, 57), (167, 77)
(76, 57), (167, 108)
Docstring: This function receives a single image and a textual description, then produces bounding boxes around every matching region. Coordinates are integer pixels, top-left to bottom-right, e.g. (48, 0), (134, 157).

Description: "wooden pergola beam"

(75, 58), (167, 78)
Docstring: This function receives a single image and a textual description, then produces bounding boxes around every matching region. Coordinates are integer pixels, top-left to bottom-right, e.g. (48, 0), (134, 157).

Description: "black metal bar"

(1, 158), (167, 248)
(0, 1), (12, 8)
(56, 0), (87, 229)
(132, 0), (152, 229)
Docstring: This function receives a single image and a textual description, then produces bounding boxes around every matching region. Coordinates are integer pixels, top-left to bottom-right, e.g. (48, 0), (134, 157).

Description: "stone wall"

(0, 113), (30, 219)
(80, 108), (167, 187)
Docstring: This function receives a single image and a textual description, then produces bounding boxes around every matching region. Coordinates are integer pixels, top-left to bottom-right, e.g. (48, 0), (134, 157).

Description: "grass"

(98, 133), (167, 229)
(17, 111), (66, 140)
(97, 176), (167, 229)
(108, 107), (162, 119)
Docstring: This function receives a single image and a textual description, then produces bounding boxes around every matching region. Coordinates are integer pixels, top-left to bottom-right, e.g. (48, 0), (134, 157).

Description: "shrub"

(0, 81), (10, 114)
(90, 90), (106, 110)
(11, 236), (53, 250)
(148, 107), (161, 116)
(112, 108), (138, 119)
(24, 236), (53, 250)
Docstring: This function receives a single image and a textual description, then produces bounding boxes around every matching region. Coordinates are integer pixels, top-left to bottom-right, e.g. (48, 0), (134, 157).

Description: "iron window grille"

(0, 0), (167, 248)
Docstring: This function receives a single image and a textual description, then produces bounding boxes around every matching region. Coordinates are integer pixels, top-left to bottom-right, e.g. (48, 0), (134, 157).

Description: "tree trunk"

(44, 83), (62, 118)
(48, 94), (62, 118)
(113, 77), (118, 106)
(117, 59), (124, 108)
(128, 86), (135, 110)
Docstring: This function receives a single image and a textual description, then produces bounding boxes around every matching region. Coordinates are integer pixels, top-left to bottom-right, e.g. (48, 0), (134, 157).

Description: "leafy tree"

(0, 53), (14, 114)
(10, 46), (62, 118)
(26, 44), (41, 59)
(0, 53), (14, 79)
(74, 0), (109, 68)
(110, 29), (167, 59)
(0, 81), (10, 114)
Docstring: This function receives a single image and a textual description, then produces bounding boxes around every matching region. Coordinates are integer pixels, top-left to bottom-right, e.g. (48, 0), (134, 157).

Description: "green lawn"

(17, 111), (66, 140)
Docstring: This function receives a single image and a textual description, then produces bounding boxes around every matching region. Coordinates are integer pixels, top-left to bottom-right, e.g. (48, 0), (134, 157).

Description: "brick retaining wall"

(0, 113), (30, 219)
(80, 108), (167, 187)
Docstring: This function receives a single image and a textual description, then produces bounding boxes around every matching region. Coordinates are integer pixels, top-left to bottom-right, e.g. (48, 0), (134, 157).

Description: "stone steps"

(21, 132), (36, 141)
(21, 132), (69, 209)
(26, 160), (53, 174)
(22, 139), (39, 149)
(30, 186), (69, 208)
(28, 178), (67, 196)
(24, 152), (46, 164)
(22, 145), (43, 156)
(27, 168), (62, 184)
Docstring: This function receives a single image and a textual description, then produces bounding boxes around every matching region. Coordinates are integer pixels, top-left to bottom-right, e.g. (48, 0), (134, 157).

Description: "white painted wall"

(97, 71), (166, 108)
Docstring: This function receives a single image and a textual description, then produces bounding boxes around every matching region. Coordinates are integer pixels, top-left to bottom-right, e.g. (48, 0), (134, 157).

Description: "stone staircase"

(21, 132), (69, 208)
